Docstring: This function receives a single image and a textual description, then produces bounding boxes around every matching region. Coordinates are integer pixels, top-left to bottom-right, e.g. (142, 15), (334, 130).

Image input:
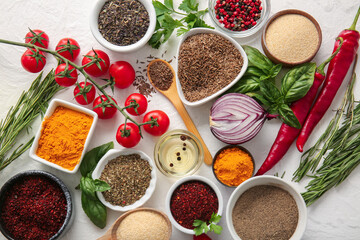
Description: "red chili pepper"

(255, 42), (343, 176)
(296, 7), (360, 152)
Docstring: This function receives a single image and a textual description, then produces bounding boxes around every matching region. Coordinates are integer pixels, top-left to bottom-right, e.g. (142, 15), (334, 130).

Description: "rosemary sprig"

(293, 73), (360, 206)
(0, 71), (62, 171)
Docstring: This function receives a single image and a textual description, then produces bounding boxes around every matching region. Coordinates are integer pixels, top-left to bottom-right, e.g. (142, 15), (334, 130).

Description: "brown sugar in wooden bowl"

(261, 9), (322, 67)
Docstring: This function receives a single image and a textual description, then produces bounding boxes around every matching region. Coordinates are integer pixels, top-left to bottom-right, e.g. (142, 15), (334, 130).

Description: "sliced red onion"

(209, 93), (268, 144)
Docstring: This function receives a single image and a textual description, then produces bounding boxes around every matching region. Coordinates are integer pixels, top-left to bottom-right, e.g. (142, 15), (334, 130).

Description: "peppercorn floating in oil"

(98, 0), (150, 46)
(170, 180), (218, 229)
(214, 0), (263, 31)
(99, 154), (152, 206)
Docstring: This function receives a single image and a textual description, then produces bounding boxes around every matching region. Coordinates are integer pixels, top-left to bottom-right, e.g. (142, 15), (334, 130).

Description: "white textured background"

(0, 0), (360, 239)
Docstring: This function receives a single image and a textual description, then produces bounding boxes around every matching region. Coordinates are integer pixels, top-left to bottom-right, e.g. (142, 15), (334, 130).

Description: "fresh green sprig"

(149, 0), (213, 49)
(0, 71), (62, 171)
(193, 213), (223, 236)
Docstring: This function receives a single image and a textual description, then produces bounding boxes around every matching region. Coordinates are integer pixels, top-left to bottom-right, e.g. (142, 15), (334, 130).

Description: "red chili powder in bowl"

(0, 175), (67, 240)
(170, 180), (218, 229)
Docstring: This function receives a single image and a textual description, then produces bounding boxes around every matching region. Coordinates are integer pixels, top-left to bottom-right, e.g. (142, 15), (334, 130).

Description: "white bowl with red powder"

(165, 175), (223, 235)
(226, 176), (307, 240)
(176, 28), (248, 107)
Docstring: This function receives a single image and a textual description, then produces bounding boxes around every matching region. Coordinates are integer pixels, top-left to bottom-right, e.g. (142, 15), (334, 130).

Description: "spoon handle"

(169, 94), (213, 165)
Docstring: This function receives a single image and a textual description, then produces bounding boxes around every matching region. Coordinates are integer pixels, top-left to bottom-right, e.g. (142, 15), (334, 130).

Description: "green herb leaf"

(259, 80), (282, 105)
(243, 45), (274, 75)
(210, 213), (222, 223)
(164, 0), (174, 10)
(193, 219), (203, 227)
(79, 141), (114, 177)
(227, 75), (260, 94)
(80, 176), (97, 199)
(210, 224), (223, 234)
(193, 18), (214, 29)
(269, 64), (282, 78)
(93, 179), (111, 192)
(81, 191), (107, 229)
(148, 30), (164, 49)
(177, 27), (190, 36)
(244, 66), (266, 78)
(278, 104), (301, 129)
(281, 63), (316, 103)
(152, 0), (172, 16)
(179, 0), (198, 13)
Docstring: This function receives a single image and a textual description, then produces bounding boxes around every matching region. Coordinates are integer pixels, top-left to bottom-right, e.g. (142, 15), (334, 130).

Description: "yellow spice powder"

(265, 13), (319, 63)
(214, 147), (254, 186)
(36, 106), (93, 170)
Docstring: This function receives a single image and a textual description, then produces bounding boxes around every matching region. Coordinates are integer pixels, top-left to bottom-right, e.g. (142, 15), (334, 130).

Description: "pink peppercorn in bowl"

(208, 0), (271, 39)
(165, 175), (224, 235)
(0, 170), (73, 240)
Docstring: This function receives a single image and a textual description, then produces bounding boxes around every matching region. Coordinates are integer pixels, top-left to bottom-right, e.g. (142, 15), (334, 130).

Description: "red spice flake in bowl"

(170, 181), (218, 229)
(0, 175), (67, 240)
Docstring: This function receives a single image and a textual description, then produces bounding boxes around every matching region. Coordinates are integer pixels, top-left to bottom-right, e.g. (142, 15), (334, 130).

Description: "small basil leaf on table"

(80, 141), (114, 177)
(81, 191), (107, 229)
(281, 62), (316, 103)
(278, 104), (301, 129)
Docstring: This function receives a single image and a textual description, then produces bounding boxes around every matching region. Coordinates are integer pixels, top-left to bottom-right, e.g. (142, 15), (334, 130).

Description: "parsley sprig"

(193, 213), (223, 236)
(149, 0), (214, 49)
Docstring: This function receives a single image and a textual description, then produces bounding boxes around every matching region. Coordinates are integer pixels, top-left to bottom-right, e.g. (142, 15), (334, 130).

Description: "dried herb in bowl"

(98, 0), (150, 46)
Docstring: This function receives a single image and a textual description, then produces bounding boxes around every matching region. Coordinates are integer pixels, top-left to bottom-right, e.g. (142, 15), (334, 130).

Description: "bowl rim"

(153, 129), (204, 178)
(261, 9), (322, 67)
(92, 148), (157, 212)
(29, 98), (98, 174)
(208, 0), (271, 38)
(226, 175), (307, 240)
(212, 145), (255, 188)
(175, 27), (248, 107)
(109, 207), (172, 239)
(89, 0), (156, 53)
(165, 175), (224, 235)
(0, 170), (73, 240)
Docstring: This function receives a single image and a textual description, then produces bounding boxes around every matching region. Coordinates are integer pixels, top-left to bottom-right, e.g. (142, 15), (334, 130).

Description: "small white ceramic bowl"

(176, 28), (248, 107)
(226, 176), (307, 240)
(29, 99), (98, 174)
(90, 0), (156, 52)
(165, 175), (223, 235)
(92, 149), (157, 212)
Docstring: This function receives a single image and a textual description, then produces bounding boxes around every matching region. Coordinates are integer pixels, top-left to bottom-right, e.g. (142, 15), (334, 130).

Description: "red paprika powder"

(0, 175), (67, 240)
(170, 181), (218, 229)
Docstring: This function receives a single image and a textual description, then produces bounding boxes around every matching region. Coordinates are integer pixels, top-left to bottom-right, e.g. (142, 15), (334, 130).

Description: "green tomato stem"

(0, 38), (152, 137)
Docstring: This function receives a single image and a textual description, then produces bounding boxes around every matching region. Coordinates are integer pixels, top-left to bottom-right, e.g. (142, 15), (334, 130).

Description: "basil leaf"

(244, 66), (266, 78)
(81, 191), (107, 229)
(80, 141), (114, 177)
(278, 104), (301, 129)
(281, 63), (316, 103)
(93, 179), (111, 192)
(152, 0), (172, 16)
(243, 45), (274, 74)
(80, 176), (96, 199)
(269, 64), (282, 78)
(252, 93), (272, 107)
(228, 75), (260, 94)
(259, 80), (282, 105)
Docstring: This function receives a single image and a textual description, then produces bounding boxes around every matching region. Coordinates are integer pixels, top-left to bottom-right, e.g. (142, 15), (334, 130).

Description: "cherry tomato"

(55, 38), (80, 61)
(116, 122), (141, 148)
(74, 82), (96, 105)
(82, 49), (110, 77)
(109, 61), (135, 89)
(125, 93), (148, 116)
(55, 63), (78, 87)
(25, 29), (49, 49)
(93, 95), (117, 119)
(143, 110), (170, 136)
(20, 48), (46, 73)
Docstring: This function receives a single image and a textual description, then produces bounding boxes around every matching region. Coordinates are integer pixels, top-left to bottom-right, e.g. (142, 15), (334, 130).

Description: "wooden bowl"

(97, 208), (172, 240)
(261, 9), (322, 68)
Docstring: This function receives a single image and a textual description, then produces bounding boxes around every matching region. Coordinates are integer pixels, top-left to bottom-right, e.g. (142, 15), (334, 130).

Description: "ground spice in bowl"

(148, 60), (174, 91)
(178, 33), (244, 102)
(170, 180), (218, 229)
(36, 106), (93, 171)
(116, 209), (171, 240)
(100, 154), (152, 206)
(0, 174), (68, 240)
(232, 185), (299, 240)
(213, 146), (254, 187)
(98, 0), (150, 46)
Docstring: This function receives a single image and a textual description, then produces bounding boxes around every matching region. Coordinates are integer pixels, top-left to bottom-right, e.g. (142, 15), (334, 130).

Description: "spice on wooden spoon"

(147, 59), (213, 165)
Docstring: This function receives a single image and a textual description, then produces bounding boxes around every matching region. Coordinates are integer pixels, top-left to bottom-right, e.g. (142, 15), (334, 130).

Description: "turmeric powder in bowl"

(212, 146), (254, 187)
(36, 106), (93, 171)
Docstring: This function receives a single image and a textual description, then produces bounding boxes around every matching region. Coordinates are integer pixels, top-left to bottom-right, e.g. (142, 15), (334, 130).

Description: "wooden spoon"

(147, 59), (213, 165)
(96, 208), (172, 240)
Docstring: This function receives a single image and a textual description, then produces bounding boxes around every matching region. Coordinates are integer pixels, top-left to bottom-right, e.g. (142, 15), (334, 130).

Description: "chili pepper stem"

(317, 38), (343, 75)
(0, 38), (155, 137)
(349, 6), (360, 31)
